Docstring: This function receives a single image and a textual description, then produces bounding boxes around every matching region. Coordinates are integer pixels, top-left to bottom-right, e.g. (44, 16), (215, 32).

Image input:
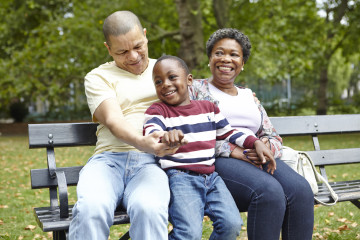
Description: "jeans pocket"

(166, 169), (183, 178)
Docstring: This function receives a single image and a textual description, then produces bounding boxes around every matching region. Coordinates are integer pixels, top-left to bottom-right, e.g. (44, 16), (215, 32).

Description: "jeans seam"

(220, 177), (259, 239)
(283, 194), (290, 240)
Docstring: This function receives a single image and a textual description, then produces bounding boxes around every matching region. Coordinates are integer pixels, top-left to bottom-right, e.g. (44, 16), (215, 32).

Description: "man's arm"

(94, 98), (177, 156)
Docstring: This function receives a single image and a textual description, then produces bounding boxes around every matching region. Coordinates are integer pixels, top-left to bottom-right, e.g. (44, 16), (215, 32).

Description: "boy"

(143, 55), (276, 240)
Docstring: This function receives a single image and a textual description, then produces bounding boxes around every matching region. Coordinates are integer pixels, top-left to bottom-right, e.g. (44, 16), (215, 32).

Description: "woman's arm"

(256, 104), (283, 158)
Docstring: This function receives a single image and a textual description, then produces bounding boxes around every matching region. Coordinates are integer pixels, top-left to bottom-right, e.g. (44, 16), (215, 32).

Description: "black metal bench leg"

(53, 230), (67, 240)
(119, 231), (130, 240)
(351, 200), (360, 209)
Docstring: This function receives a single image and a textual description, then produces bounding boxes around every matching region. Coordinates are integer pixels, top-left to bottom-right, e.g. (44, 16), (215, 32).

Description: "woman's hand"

(254, 140), (276, 174)
(230, 147), (263, 168)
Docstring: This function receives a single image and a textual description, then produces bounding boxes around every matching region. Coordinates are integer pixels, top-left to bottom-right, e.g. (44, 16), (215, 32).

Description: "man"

(69, 10), (180, 240)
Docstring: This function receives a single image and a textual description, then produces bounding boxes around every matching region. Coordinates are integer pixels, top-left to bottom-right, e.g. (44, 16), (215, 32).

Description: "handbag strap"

(299, 152), (339, 206)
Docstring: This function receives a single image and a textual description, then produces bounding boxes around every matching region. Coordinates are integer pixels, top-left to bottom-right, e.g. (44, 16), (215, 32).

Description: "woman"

(189, 28), (314, 240)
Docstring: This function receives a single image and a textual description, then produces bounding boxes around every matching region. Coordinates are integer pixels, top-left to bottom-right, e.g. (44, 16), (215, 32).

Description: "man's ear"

(104, 42), (111, 55)
(187, 74), (193, 86)
(143, 28), (147, 37)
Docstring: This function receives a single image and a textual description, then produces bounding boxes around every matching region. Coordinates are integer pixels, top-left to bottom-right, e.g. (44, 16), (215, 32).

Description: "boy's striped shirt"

(143, 100), (258, 174)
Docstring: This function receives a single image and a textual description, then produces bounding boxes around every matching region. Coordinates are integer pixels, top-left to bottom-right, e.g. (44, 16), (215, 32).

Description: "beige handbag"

(280, 146), (338, 206)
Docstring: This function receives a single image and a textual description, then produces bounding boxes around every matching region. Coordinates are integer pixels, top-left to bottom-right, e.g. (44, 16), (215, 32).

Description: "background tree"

(315, 0), (360, 114)
(174, 0), (204, 70)
(0, 0), (359, 121)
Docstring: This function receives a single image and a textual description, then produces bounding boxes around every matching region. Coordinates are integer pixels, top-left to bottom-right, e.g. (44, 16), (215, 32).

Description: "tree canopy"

(1, 0), (359, 121)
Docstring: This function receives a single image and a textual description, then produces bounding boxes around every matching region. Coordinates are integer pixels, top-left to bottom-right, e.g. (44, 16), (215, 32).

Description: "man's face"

(105, 26), (149, 75)
(152, 59), (192, 107)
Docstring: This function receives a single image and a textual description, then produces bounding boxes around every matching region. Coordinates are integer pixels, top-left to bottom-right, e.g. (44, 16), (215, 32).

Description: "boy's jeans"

(69, 151), (170, 240)
(167, 169), (242, 240)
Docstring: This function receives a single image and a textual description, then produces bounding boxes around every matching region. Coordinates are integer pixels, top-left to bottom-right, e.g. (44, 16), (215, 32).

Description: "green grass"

(0, 135), (360, 239)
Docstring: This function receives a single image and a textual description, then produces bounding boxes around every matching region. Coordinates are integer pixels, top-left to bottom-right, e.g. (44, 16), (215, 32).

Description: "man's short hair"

(103, 11), (143, 46)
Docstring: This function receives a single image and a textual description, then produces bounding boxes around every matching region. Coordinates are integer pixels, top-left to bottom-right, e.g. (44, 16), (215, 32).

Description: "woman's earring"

(208, 63), (210, 67)
(242, 67), (244, 71)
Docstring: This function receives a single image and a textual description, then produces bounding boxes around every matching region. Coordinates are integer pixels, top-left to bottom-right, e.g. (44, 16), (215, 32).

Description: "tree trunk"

(174, 0), (204, 70)
(213, 0), (232, 28)
(316, 0), (349, 115)
(316, 67), (329, 115)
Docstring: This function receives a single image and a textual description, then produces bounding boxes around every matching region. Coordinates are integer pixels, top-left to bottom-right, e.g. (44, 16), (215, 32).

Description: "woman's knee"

(254, 180), (287, 211)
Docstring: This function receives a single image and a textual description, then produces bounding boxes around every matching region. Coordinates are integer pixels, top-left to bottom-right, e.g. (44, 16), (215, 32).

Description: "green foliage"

(0, 0), (359, 119)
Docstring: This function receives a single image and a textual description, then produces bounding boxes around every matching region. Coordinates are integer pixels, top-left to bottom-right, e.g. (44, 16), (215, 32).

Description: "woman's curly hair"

(206, 28), (252, 63)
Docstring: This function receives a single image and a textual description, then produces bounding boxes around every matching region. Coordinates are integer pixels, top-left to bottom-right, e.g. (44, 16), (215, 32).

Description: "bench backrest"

(270, 114), (360, 180)
(270, 114), (360, 136)
(28, 122), (98, 148)
(29, 115), (360, 187)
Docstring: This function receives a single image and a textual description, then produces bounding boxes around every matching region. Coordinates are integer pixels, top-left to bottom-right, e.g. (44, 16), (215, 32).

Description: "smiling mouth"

(129, 59), (142, 66)
(163, 90), (176, 96)
(218, 66), (233, 72)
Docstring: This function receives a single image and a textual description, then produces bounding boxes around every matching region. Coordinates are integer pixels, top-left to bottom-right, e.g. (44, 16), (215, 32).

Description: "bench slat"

(270, 114), (360, 136)
(316, 180), (360, 203)
(307, 148), (360, 166)
(31, 166), (83, 189)
(34, 206), (130, 232)
(28, 123), (98, 148)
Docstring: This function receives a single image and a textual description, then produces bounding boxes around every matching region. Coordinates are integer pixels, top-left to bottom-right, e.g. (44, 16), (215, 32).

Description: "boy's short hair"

(155, 55), (190, 75)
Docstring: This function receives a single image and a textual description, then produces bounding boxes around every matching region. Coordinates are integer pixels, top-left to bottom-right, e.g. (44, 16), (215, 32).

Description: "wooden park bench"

(270, 114), (360, 207)
(28, 114), (360, 239)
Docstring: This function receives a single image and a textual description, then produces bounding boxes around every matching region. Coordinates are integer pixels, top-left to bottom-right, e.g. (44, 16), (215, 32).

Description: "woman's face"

(209, 38), (244, 86)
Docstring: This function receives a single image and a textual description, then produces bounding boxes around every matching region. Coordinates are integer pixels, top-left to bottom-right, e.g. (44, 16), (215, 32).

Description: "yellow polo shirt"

(84, 59), (158, 155)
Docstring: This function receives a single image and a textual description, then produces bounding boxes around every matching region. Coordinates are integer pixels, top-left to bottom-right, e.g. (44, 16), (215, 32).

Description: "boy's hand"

(161, 129), (188, 149)
(254, 140), (276, 174)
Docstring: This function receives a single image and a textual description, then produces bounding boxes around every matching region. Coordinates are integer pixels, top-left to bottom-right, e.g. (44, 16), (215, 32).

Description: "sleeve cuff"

(243, 136), (260, 149)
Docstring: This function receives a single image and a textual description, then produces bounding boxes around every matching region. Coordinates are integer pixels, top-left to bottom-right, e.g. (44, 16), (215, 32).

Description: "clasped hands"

(230, 138), (276, 174)
(146, 129), (188, 157)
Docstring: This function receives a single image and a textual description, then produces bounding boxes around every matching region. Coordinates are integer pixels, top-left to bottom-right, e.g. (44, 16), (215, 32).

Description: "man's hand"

(140, 130), (188, 157)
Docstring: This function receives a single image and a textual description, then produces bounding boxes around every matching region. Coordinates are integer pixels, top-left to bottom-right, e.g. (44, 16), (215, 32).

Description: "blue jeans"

(68, 151), (170, 240)
(166, 169), (242, 240)
(215, 158), (314, 240)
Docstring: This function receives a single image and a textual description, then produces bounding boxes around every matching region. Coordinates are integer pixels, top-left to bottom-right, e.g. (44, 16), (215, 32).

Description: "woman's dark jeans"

(215, 158), (314, 240)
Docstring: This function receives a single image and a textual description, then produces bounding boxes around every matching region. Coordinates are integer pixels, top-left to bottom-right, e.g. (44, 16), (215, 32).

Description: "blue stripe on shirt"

(229, 132), (244, 144)
(166, 121), (216, 134)
(159, 154), (215, 163)
(145, 117), (167, 130)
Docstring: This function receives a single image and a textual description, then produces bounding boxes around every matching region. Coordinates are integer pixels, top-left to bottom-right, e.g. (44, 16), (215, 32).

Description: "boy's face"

(153, 59), (192, 106)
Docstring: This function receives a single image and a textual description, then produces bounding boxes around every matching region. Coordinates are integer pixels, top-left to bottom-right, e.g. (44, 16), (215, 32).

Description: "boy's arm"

(214, 106), (276, 172)
(94, 98), (177, 157)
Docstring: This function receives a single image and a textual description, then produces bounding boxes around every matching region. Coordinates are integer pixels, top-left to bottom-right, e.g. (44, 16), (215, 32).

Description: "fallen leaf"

(350, 212), (354, 216)
(337, 218), (347, 223)
(0, 205), (9, 209)
(351, 222), (358, 227)
(328, 212), (334, 217)
(168, 224), (173, 231)
(24, 225), (36, 230)
(0, 219), (3, 225)
(338, 224), (350, 231)
(342, 173), (348, 177)
(325, 219), (330, 224)
(203, 216), (210, 222)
